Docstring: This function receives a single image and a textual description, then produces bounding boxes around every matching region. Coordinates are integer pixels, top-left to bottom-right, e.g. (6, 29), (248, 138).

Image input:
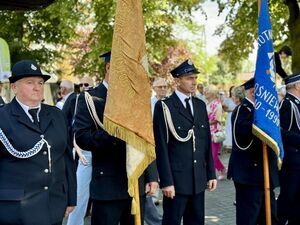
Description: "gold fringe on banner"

(103, 117), (156, 159)
(104, 116), (156, 217)
(252, 124), (282, 169)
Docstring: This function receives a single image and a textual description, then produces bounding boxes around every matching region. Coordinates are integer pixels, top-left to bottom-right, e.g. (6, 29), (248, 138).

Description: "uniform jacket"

(74, 83), (158, 201)
(153, 92), (216, 195)
(0, 98), (76, 225)
(228, 98), (279, 188)
(62, 92), (77, 140)
(279, 93), (300, 169)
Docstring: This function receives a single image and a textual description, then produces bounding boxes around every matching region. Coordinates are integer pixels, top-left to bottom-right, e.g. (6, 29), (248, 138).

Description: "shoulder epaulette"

(241, 103), (252, 112)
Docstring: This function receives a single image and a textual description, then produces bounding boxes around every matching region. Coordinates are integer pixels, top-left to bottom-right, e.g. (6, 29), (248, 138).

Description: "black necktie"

(28, 108), (40, 128)
(185, 98), (193, 118)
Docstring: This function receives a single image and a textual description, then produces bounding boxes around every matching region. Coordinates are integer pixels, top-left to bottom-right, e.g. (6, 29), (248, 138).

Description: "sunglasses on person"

(79, 83), (89, 87)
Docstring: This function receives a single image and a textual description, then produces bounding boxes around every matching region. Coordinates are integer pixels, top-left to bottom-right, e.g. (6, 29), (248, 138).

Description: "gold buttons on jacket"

(44, 169), (49, 173)
(44, 186), (48, 190)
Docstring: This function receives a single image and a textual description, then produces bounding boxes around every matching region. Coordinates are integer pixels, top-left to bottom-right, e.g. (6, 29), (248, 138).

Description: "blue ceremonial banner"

(252, 0), (284, 165)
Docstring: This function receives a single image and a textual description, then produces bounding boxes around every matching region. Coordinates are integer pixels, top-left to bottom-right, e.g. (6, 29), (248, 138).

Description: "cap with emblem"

(99, 51), (111, 63)
(9, 60), (50, 83)
(170, 59), (200, 78)
(284, 73), (300, 86)
(241, 78), (255, 90)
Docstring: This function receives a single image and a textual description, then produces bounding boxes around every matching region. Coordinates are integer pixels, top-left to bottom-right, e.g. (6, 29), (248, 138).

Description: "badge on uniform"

(31, 64), (37, 71)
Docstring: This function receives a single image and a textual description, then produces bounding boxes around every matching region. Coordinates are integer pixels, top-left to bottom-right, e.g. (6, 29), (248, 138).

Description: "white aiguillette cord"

(0, 129), (52, 172)
(161, 101), (196, 152)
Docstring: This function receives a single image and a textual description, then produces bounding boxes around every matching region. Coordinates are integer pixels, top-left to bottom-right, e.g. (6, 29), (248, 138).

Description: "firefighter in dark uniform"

(277, 73), (300, 225)
(228, 78), (279, 225)
(74, 52), (158, 225)
(153, 59), (217, 225)
(0, 60), (76, 225)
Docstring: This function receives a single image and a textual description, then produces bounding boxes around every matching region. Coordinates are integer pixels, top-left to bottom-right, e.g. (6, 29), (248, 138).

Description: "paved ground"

(64, 152), (237, 225)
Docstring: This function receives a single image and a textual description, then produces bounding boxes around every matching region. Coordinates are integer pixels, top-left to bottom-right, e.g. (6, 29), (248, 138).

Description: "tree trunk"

(285, 0), (300, 73)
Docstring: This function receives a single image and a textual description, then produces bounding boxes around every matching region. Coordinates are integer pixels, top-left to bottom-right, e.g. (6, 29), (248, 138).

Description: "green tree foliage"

(71, 0), (206, 77)
(0, 0), (209, 78)
(212, 0), (300, 73)
(0, 0), (82, 67)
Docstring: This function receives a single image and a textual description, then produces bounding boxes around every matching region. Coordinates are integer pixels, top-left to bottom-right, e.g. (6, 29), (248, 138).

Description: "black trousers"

(234, 182), (279, 225)
(277, 168), (300, 225)
(91, 197), (145, 225)
(162, 192), (205, 225)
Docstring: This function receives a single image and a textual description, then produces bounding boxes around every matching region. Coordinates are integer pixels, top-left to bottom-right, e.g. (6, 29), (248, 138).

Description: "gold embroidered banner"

(103, 0), (155, 224)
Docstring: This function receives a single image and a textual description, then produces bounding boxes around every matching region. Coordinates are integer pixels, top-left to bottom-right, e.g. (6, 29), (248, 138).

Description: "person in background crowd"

(151, 77), (168, 115)
(153, 59), (217, 225)
(67, 76), (94, 225)
(205, 85), (226, 180)
(196, 83), (206, 102)
(78, 77), (94, 92)
(231, 86), (245, 106)
(56, 79), (74, 110)
(277, 73), (300, 225)
(228, 78), (279, 225)
(0, 60), (76, 225)
(63, 77), (94, 143)
(74, 51), (158, 225)
(222, 86), (236, 150)
(275, 45), (292, 79)
(145, 77), (169, 225)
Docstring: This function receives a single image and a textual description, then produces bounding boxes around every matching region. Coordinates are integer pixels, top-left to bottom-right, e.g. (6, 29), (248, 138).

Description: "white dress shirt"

(16, 97), (41, 122)
(175, 90), (194, 115)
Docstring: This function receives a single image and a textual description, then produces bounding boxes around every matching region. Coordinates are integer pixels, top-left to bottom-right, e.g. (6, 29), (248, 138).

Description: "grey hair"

(233, 86), (245, 102)
(60, 80), (74, 91)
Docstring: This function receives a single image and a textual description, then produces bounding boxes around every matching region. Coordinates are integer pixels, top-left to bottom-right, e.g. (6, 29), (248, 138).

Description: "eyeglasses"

(79, 83), (89, 87)
(154, 85), (167, 89)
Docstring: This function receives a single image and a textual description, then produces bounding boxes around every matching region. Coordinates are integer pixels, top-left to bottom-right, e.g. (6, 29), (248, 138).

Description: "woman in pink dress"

(205, 85), (226, 180)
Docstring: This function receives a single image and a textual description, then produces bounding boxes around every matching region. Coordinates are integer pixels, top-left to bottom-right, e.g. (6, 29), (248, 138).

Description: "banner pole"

(134, 182), (141, 225)
(263, 143), (272, 225)
(257, 1), (271, 224)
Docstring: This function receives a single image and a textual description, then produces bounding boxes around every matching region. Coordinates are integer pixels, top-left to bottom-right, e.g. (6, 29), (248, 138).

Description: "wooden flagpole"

(263, 143), (272, 225)
(134, 182), (141, 225)
(258, 1), (272, 224)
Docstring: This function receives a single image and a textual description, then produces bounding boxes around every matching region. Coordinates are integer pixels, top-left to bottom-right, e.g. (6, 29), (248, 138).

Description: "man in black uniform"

(153, 59), (217, 225)
(228, 78), (279, 225)
(277, 73), (300, 225)
(0, 60), (76, 225)
(74, 51), (158, 225)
